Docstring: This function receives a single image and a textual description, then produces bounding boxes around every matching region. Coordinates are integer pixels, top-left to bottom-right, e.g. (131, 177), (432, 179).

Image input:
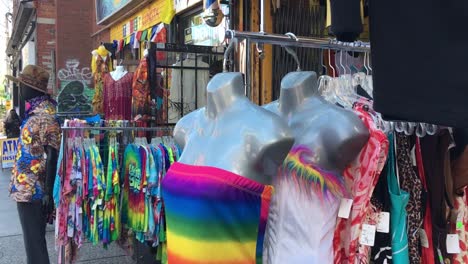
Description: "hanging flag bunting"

(146, 27), (153, 41)
(125, 36), (131, 45)
(133, 33), (140, 49)
(118, 39), (124, 52)
(116, 40), (123, 52)
(141, 29), (148, 42)
(130, 33), (136, 48)
(135, 31), (143, 41)
(151, 24), (165, 42)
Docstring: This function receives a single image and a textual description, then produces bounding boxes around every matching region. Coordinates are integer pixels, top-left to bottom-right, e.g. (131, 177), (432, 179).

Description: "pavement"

(0, 169), (135, 264)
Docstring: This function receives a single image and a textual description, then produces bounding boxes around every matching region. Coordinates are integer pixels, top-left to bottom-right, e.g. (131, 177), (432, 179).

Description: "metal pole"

(227, 31), (371, 52)
(245, 38), (251, 99)
(61, 126), (175, 132)
(260, 0), (264, 33)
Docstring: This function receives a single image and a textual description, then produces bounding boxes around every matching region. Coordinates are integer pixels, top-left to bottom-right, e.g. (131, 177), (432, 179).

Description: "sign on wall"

(175, 0), (202, 14)
(1, 138), (18, 169)
(96, 0), (133, 24)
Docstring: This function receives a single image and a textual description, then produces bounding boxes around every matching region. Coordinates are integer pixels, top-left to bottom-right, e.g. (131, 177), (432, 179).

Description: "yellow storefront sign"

(110, 0), (165, 41)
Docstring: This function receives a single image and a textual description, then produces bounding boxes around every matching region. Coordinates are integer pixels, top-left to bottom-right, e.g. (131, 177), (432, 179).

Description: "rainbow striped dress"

(162, 162), (273, 264)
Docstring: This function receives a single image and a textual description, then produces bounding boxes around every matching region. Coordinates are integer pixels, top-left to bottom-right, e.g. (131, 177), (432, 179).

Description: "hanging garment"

(453, 188), (468, 264)
(264, 145), (347, 264)
(121, 144), (149, 235)
(369, 163), (393, 264)
(132, 59), (150, 119)
(452, 129), (468, 193)
(333, 102), (389, 264)
(387, 133), (410, 264)
(327, 0), (363, 42)
(162, 162), (272, 264)
(395, 134), (423, 264)
(420, 130), (453, 262)
(103, 72), (133, 121)
(369, 1), (468, 127)
(92, 49), (113, 115)
(416, 137), (435, 264)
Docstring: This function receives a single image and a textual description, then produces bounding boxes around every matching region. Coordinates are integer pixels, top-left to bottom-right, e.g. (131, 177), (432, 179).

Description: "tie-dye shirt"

(264, 145), (347, 264)
(121, 144), (148, 234)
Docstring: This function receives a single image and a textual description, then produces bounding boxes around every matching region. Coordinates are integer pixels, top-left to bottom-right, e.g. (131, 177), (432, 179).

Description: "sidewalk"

(0, 169), (135, 264)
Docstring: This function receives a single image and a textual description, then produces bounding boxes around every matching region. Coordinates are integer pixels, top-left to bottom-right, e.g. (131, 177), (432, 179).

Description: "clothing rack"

(58, 124), (175, 264)
(224, 30), (370, 98)
(226, 30), (371, 52)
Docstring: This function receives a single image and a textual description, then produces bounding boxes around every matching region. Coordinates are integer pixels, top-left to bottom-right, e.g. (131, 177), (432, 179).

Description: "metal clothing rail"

(61, 126), (174, 131)
(226, 30), (371, 52)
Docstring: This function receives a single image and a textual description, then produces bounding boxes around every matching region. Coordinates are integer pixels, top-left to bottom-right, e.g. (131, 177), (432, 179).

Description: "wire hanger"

(223, 31), (238, 72)
(283, 32), (301, 71)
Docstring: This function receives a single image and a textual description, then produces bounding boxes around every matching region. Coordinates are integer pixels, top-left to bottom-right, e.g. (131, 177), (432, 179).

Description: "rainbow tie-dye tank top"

(263, 145), (347, 264)
(162, 162), (273, 264)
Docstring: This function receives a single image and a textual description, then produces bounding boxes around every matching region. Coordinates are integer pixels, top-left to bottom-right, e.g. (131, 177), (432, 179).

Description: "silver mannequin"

(173, 72), (295, 185)
(264, 71), (369, 174)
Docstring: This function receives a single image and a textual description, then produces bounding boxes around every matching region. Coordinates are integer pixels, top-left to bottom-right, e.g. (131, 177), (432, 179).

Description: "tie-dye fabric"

(162, 162), (273, 264)
(264, 145), (347, 264)
(121, 144), (148, 234)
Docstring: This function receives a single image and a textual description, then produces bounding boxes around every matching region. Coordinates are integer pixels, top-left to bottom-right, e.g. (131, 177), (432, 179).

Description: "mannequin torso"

(174, 72), (294, 185)
(264, 71), (369, 174)
(262, 71), (369, 263)
(110, 65), (128, 81)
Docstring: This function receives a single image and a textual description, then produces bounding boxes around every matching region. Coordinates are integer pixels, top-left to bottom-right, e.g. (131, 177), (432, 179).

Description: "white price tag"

(446, 234), (461, 254)
(377, 212), (390, 233)
(410, 146), (417, 166)
(419, 229), (429, 248)
(338, 198), (353, 219)
(79, 207), (83, 214)
(359, 224), (376, 246)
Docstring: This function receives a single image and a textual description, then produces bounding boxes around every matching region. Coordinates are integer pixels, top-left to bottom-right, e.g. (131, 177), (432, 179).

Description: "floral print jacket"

(9, 97), (61, 202)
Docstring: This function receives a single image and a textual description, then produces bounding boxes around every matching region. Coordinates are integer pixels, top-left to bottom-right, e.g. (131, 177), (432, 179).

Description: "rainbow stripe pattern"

(162, 162), (273, 264)
(282, 145), (347, 202)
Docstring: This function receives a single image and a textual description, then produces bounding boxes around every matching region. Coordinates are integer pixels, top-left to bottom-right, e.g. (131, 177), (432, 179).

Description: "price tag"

(377, 212), (390, 233)
(419, 229), (429, 248)
(79, 207), (83, 214)
(410, 146), (417, 166)
(456, 211), (464, 231)
(446, 234), (461, 254)
(359, 224), (376, 246)
(338, 198), (353, 219)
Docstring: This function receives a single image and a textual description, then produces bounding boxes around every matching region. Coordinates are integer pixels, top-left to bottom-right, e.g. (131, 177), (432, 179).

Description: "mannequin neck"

(278, 71), (318, 115)
(110, 66), (127, 81)
(205, 72), (246, 118)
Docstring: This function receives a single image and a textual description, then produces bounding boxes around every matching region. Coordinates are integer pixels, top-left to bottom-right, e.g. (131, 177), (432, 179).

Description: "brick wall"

(55, 0), (94, 78)
(34, 0), (55, 72)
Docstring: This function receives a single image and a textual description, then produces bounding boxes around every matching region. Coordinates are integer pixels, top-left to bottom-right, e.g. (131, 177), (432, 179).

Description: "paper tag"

(338, 198), (353, 219)
(79, 207), (83, 214)
(419, 229), (429, 248)
(456, 211), (464, 230)
(437, 248), (444, 264)
(410, 146), (417, 166)
(359, 224), (376, 246)
(143, 187), (147, 193)
(377, 212), (390, 233)
(446, 234), (461, 254)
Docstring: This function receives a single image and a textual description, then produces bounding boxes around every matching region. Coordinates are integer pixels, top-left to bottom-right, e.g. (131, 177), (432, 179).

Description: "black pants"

(17, 201), (50, 264)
